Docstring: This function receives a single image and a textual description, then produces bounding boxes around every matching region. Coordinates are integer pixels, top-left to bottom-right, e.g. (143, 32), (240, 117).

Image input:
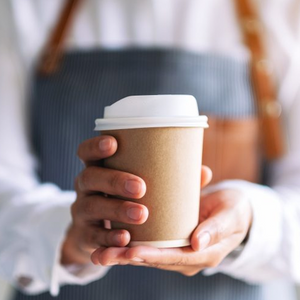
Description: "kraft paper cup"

(95, 95), (208, 248)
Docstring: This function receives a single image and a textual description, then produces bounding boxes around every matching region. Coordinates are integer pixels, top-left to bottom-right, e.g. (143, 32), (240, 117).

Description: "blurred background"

(2, 280), (300, 300)
(0, 280), (12, 300)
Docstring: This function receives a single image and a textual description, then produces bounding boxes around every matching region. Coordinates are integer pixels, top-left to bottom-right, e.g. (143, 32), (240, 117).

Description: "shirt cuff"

(0, 184), (109, 296)
(31, 187), (110, 296)
(53, 262), (110, 293)
(49, 195), (110, 296)
(202, 180), (282, 283)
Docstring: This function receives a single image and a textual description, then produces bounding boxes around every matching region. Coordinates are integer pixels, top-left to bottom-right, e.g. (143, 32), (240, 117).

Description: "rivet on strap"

(242, 18), (261, 34)
(235, 0), (286, 159)
(260, 101), (282, 118)
(255, 59), (274, 75)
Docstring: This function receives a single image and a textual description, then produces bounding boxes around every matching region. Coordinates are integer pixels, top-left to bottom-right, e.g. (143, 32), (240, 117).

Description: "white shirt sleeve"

(203, 2), (300, 281)
(0, 2), (109, 296)
(202, 179), (299, 283)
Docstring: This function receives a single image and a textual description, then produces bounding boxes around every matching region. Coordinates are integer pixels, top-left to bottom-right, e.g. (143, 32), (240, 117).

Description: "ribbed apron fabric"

(14, 49), (295, 300)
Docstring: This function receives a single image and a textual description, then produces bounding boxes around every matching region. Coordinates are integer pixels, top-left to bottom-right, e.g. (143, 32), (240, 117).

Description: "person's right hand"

(61, 136), (148, 265)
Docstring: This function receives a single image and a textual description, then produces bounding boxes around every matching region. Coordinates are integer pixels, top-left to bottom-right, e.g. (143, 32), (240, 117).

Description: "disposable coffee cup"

(95, 95), (208, 248)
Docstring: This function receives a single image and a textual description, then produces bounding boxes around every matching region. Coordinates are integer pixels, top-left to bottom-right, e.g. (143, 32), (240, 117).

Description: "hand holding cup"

(62, 94), (209, 264)
(61, 135), (148, 265)
(91, 188), (253, 275)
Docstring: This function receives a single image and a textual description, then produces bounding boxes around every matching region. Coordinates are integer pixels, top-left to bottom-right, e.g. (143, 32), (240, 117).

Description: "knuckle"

(113, 201), (127, 220)
(77, 138), (96, 159)
(98, 254), (107, 266)
(85, 231), (95, 249)
(149, 263), (164, 269)
(105, 231), (114, 246)
(79, 167), (95, 192)
(98, 249), (112, 266)
(217, 225), (225, 240)
(78, 169), (89, 191)
(83, 199), (95, 217)
(70, 201), (86, 226)
(85, 228), (102, 250)
(108, 173), (124, 193)
(174, 256), (189, 267)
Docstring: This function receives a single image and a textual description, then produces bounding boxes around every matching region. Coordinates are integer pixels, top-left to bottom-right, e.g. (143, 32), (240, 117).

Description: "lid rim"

(95, 116), (208, 131)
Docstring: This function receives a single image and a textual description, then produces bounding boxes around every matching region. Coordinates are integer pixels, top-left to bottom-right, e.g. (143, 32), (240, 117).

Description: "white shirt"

(1, 0), (300, 296)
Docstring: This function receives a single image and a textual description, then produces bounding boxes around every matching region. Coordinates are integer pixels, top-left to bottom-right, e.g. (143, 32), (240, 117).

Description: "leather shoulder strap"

(37, 0), (285, 159)
(234, 0), (285, 159)
(37, 0), (83, 75)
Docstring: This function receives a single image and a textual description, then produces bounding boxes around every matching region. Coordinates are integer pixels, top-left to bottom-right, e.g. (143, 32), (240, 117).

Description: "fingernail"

(198, 232), (211, 251)
(127, 207), (142, 221)
(125, 180), (141, 195)
(131, 257), (144, 262)
(113, 233), (124, 244)
(99, 138), (111, 151)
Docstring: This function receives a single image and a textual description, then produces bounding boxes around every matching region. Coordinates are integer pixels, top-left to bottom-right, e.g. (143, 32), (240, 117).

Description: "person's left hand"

(91, 181), (252, 276)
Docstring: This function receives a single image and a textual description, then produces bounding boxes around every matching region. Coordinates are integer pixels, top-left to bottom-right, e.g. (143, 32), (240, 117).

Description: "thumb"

(190, 207), (234, 252)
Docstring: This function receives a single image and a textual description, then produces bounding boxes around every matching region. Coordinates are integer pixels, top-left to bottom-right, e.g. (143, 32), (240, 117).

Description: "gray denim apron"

(14, 49), (296, 300)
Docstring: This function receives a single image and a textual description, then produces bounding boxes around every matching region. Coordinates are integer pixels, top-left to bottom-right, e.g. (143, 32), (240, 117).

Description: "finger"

(82, 227), (130, 251)
(78, 195), (149, 224)
(191, 208), (237, 252)
(192, 190), (252, 252)
(200, 166), (212, 188)
(77, 166), (146, 199)
(94, 245), (214, 269)
(77, 136), (118, 164)
(91, 247), (129, 266)
(91, 247), (106, 265)
(124, 246), (201, 266)
(128, 260), (203, 277)
(126, 235), (241, 271)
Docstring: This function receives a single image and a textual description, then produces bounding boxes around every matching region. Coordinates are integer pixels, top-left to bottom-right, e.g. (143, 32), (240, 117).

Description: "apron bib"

(13, 49), (295, 300)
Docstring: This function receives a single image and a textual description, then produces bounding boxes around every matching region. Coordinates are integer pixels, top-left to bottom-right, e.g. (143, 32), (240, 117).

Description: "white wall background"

(0, 279), (300, 300)
(0, 279), (12, 300)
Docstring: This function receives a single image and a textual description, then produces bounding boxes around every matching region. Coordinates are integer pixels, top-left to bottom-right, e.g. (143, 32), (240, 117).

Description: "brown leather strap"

(234, 0), (285, 159)
(38, 0), (83, 75)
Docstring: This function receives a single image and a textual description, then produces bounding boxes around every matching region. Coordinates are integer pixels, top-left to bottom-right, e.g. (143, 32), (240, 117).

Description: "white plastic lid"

(95, 95), (208, 131)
